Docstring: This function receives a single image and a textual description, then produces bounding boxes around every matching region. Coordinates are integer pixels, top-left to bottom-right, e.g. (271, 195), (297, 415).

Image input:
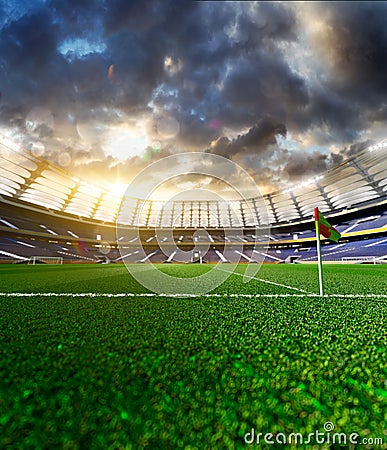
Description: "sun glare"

(103, 126), (148, 160)
(108, 182), (127, 198)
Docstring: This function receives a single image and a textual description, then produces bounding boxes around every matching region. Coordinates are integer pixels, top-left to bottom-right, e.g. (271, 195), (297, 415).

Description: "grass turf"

(0, 264), (386, 449)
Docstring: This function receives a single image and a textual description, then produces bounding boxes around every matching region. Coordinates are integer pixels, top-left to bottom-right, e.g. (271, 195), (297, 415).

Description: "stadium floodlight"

(369, 142), (387, 152)
(283, 174), (323, 194)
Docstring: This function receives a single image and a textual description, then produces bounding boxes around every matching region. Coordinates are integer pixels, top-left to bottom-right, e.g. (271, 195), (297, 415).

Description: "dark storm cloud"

(0, 1), (302, 139)
(282, 150), (329, 180)
(103, 30), (166, 110)
(155, 2), (304, 139)
(0, 10), (57, 69)
(293, 87), (362, 143)
(0, 9), (60, 104)
(208, 117), (286, 158)
(331, 138), (375, 167)
(48, 0), (105, 23)
(227, 62), (305, 118)
(103, 0), (171, 34)
(297, 2), (387, 138)
(317, 2), (387, 95)
(204, 118), (290, 193)
(0, 1), (387, 190)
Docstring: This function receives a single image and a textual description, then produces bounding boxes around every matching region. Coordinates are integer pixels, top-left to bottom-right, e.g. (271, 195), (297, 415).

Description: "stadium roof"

(0, 134), (386, 228)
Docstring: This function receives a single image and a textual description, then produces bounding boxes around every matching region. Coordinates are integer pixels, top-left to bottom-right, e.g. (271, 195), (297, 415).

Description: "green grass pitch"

(0, 264), (386, 449)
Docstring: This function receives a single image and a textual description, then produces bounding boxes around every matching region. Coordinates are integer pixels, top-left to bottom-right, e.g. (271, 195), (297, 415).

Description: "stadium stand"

(0, 134), (386, 263)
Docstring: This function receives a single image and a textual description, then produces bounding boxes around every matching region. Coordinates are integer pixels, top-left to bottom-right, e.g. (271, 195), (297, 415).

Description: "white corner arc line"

(218, 267), (311, 294)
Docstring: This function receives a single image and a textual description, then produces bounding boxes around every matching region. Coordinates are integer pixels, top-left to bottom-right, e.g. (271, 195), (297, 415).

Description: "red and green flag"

(314, 208), (341, 243)
(314, 207), (341, 295)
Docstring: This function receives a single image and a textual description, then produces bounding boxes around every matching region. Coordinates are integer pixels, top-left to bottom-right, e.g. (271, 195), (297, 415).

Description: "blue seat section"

(296, 238), (387, 262)
(1, 197), (387, 263)
(0, 236), (59, 259)
(336, 214), (387, 233)
(352, 216), (387, 231)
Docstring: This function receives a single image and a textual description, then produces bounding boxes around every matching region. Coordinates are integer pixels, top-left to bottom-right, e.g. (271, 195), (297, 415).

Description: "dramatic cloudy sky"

(1, 1), (386, 196)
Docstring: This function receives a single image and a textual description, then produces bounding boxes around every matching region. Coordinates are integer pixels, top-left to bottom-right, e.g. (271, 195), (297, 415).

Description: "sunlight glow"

(102, 126), (148, 160)
(108, 182), (127, 198)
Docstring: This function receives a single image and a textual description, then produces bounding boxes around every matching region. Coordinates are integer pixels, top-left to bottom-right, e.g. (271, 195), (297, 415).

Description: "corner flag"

(314, 208), (341, 295)
(314, 208), (341, 243)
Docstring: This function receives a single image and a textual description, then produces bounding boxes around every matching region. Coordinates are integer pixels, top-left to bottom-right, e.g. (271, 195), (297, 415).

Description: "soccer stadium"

(1, 135), (387, 267)
(1, 2), (387, 449)
(1, 132), (387, 449)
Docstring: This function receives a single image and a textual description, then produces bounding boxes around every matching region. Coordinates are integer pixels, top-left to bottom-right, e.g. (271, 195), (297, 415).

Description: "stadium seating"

(0, 135), (386, 263)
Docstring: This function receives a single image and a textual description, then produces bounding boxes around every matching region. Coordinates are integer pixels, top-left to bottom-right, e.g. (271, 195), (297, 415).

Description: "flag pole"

(314, 207), (324, 296)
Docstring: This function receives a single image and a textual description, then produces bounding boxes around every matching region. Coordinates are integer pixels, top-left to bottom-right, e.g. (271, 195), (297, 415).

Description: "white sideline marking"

(1, 292), (387, 298)
(218, 267), (311, 294)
